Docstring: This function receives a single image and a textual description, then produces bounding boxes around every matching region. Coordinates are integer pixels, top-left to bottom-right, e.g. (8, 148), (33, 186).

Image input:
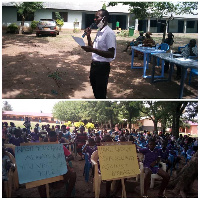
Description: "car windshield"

(38, 21), (56, 26)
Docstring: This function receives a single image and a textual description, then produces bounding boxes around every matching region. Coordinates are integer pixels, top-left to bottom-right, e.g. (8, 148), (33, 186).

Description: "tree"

(108, 2), (198, 40)
(2, 101), (13, 111)
(55, 12), (64, 31)
(138, 101), (165, 133)
(52, 101), (83, 122)
(15, 2), (43, 33)
(170, 102), (188, 139)
(119, 101), (140, 132)
(168, 152), (198, 197)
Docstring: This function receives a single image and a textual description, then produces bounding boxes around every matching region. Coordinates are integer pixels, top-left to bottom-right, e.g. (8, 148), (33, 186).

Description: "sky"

(3, 100), (62, 113)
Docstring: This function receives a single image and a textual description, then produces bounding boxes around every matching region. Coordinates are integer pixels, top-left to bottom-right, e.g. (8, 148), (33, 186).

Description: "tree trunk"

(129, 114), (132, 133)
(168, 152), (198, 197)
(162, 23), (167, 43)
(153, 120), (158, 133)
(19, 18), (25, 34)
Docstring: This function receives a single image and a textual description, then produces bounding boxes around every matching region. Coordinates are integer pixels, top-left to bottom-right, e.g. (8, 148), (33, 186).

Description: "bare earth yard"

(2, 30), (198, 99)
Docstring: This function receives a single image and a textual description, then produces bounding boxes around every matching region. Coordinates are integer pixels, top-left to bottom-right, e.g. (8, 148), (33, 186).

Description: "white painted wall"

(35, 9), (83, 29)
(2, 7), (21, 26)
(2, 6), (198, 32)
(168, 20), (178, 33)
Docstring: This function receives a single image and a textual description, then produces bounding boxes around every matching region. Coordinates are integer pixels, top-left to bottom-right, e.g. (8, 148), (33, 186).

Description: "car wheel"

(36, 33), (39, 37)
(52, 34), (56, 37)
(57, 32), (59, 35)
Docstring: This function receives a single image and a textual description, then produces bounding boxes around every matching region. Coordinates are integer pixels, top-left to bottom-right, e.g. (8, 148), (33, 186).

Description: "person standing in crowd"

(81, 9), (116, 99)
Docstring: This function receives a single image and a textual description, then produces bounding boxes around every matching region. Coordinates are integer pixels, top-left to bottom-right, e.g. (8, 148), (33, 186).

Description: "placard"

(98, 144), (140, 181)
(15, 143), (68, 184)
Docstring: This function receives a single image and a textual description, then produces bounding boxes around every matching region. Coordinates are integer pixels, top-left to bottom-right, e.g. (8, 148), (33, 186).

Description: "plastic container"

(129, 26), (135, 36)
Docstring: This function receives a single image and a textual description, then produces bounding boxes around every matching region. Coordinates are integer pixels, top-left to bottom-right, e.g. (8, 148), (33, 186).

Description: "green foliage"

(118, 30), (129, 37)
(7, 23), (19, 33)
(73, 28), (79, 33)
(85, 122), (95, 129)
(55, 12), (64, 27)
(56, 19), (64, 27)
(102, 3), (107, 10)
(31, 20), (39, 30)
(108, 2), (198, 19)
(52, 101), (197, 134)
(48, 71), (61, 80)
(15, 2), (43, 23)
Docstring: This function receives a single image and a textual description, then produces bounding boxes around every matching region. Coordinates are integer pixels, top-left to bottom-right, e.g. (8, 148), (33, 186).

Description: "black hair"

(48, 131), (57, 138)
(190, 39), (196, 44)
(102, 135), (112, 142)
(148, 138), (156, 144)
(13, 128), (22, 137)
(98, 9), (109, 21)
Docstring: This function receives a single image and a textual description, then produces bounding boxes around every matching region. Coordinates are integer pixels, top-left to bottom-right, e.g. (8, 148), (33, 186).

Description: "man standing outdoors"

(81, 9), (116, 99)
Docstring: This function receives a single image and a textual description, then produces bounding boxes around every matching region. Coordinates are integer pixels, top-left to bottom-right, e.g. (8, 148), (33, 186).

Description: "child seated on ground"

(138, 138), (170, 198)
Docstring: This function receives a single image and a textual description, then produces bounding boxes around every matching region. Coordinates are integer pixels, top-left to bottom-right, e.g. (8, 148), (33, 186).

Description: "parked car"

(36, 19), (59, 37)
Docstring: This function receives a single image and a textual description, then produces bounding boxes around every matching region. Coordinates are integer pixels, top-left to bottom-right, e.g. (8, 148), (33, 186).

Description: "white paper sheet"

(72, 36), (85, 46)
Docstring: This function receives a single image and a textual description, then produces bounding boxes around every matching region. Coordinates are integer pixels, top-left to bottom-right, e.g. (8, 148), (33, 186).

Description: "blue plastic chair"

(189, 68), (198, 85)
(157, 43), (170, 66)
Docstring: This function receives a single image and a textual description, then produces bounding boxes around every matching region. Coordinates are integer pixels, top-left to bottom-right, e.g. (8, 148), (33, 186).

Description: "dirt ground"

(11, 151), (198, 198)
(2, 30), (198, 99)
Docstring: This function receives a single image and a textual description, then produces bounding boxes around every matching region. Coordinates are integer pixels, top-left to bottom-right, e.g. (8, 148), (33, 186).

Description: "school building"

(2, 111), (56, 123)
(2, 2), (198, 33)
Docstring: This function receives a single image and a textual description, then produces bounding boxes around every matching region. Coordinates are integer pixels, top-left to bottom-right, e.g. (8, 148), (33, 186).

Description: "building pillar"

(127, 14), (130, 29)
(147, 18), (150, 32)
(184, 19), (187, 33)
(135, 18), (138, 31)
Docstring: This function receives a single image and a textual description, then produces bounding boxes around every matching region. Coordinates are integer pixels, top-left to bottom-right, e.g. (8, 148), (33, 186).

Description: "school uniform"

(139, 147), (161, 174)
(90, 25), (116, 99)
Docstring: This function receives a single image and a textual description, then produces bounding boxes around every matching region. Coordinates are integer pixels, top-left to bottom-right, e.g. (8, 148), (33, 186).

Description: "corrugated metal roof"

(2, 2), (198, 18)
(3, 111), (53, 117)
(2, 1), (130, 13)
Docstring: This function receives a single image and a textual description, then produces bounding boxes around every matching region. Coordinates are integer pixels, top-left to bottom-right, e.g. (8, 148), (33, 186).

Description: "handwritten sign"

(15, 144), (68, 184)
(98, 144), (140, 181)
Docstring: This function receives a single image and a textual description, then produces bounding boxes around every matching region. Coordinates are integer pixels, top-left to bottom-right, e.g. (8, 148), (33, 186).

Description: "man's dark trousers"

(90, 61), (110, 99)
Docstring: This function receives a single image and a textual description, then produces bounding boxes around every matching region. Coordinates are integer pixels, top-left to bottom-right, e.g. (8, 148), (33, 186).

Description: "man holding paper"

(81, 9), (116, 99)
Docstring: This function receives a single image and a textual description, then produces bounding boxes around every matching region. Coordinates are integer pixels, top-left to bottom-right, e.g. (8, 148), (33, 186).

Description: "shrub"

(56, 19), (64, 28)
(31, 20), (39, 30)
(118, 30), (129, 37)
(7, 23), (19, 34)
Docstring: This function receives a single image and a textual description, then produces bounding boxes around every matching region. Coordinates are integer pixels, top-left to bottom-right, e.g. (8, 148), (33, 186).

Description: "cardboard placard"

(15, 143), (68, 184)
(98, 144), (140, 181)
